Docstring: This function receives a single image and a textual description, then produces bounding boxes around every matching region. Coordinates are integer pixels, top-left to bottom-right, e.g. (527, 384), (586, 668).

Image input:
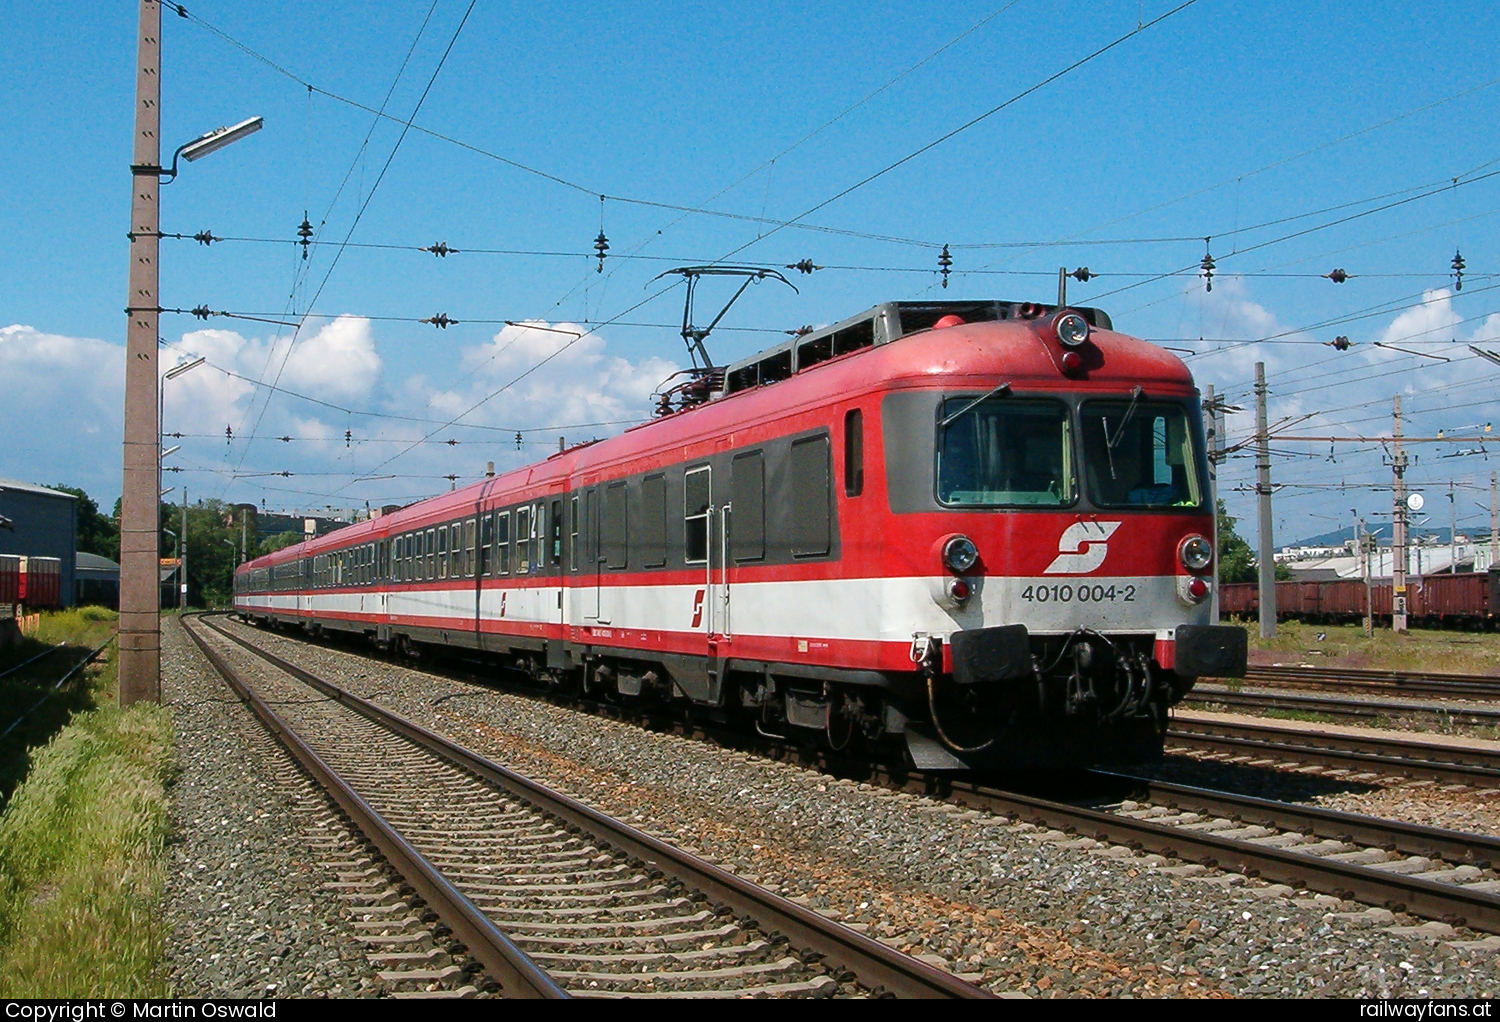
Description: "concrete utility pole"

(1204, 384), (1221, 623)
(1357, 515), (1373, 637)
(1491, 472), (1498, 570)
(1254, 363), (1277, 638)
(1392, 396), (1409, 634)
(181, 489), (188, 611)
(119, 0), (163, 704)
(1449, 482), (1457, 574)
(240, 510), (247, 564)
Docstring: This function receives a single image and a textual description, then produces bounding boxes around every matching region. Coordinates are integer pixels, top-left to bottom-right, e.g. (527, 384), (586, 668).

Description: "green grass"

(1226, 618), (1500, 675)
(0, 608), (173, 996)
(0, 702), (173, 996)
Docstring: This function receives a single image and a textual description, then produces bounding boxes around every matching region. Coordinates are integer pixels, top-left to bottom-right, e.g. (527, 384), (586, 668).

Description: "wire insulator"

(938, 244), (952, 289)
(344, 429), (352, 449)
(1200, 239), (1215, 292)
(297, 214), (314, 261)
(277, 436), (293, 443)
(190, 305), (212, 320)
(422, 242), (456, 257)
(1325, 268), (1349, 283)
(1453, 249), (1466, 291)
(1326, 335), (1352, 351)
(225, 425), (234, 445)
(515, 431), (524, 450)
(421, 313), (458, 329)
(1070, 267), (1092, 282)
(594, 230), (610, 273)
(444, 438), (459, 446)
(787, 259), (820, 275)
(193, 230), (218, 246)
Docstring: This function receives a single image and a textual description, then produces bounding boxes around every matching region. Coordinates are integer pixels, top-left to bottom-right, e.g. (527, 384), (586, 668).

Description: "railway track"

(183, 615), (987, 1000)
(1166, 715), (1500, 787)
(1238, 664), (1500, 702)
(905, 771), (1500, 937)
(1186, 685), (1500, 726)
(210, 615), (1500, 943)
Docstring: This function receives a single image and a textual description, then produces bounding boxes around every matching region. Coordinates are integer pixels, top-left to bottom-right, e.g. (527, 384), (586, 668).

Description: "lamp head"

(180, 117), (263, 163)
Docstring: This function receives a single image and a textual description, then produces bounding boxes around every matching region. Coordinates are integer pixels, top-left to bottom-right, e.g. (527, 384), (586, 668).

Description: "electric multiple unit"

(235, 299), (1247, 769)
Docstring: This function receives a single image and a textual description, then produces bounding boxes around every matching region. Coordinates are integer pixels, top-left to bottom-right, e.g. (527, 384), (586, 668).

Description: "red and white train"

(235, 299), (1246, 768)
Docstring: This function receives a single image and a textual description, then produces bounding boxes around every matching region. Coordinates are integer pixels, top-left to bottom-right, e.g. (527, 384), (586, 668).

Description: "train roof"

(717, 299), (1114, 398)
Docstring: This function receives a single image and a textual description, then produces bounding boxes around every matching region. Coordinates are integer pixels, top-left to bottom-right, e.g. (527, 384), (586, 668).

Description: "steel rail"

(197, 615), (989, 999)
(182, 616), (568, 999)
(1166, 717), (1500, 785)
(1239, 664), (1500, 701)
(1187, 686), (1500, 724)
(0, 636), (117, 741)
(0, 644), (63, 682)
(1095, 772), (1500, 867)
(918, 774), (1500, 934)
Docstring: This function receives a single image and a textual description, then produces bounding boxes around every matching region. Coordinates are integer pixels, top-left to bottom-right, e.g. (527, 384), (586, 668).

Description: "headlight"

(1054, 311), (1090, 347)
(1180, 535), (1213, 572)
(943, 535), (979, 573)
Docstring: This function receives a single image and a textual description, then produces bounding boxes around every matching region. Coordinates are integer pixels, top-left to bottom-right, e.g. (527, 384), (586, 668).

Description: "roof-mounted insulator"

(785, 324), (815, 337)
(1325, 335), (1352, 351)
(422, 241), (456, 257)
(1070, 267), (1092, 283)
(190, 305), (212, 320)
(1200, 239), (1215, 292)
(787, 259), (820, 275)
(193, 230), (218, 246)
(1453, 249), (1466, 291)
(421, 313), (458, 329)
(938, 245), (952, 289)
(1325, 268), (1349, 283)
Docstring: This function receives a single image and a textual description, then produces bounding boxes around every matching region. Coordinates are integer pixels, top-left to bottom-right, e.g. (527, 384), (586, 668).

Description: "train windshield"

(1080, 398), (1204, 508)
(936, 397), (1075, 506)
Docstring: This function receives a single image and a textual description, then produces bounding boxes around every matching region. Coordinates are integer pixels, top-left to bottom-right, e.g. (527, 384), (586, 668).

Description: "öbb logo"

(690, 588), (705, 628)
(1043, 521), (1122, 575)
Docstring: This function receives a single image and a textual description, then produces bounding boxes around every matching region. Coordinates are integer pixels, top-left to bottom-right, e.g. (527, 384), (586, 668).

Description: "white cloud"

(0, 324), (124, 499)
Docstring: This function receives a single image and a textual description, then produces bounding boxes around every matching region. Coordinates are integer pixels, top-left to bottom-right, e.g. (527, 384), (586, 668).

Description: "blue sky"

(3, 1), (1499, 546)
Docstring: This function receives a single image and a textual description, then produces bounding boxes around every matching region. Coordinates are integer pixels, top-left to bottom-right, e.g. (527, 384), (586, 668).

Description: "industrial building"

(0, 479), (77, 607)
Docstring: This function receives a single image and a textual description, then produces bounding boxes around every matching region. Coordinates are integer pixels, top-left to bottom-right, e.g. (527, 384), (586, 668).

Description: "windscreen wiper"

(938, 382), (1011, 429)
(1105, 386), (1144, 451)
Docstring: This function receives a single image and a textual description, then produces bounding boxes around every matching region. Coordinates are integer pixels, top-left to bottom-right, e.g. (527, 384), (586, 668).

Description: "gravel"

(161, 617), (386, 998)
(220, 619), (1500, 998)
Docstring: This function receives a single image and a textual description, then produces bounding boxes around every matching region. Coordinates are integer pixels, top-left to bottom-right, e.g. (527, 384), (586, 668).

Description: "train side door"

(548, 498), (564, 632)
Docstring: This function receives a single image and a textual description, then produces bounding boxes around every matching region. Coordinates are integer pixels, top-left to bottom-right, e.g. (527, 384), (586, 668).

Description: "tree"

(160, 499), (258, 607)
(48, 484), (119, 561)
(257, 531), (302, 557)
(1218, 499), (1294, 583)
(1217, 500), (1255, 583)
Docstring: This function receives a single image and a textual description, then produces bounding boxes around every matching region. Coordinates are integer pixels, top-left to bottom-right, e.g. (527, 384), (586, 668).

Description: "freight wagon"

(1220, 569), (1500, 628)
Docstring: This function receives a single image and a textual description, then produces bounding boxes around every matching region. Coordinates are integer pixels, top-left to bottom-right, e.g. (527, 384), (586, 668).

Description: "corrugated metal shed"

(0, 478), (77, 607)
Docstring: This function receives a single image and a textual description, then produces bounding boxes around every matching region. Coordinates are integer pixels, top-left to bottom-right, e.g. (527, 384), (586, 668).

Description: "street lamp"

(162, 527), (178, 611)
(119, 0), (262, 705)
(223, 538), (238, 609)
